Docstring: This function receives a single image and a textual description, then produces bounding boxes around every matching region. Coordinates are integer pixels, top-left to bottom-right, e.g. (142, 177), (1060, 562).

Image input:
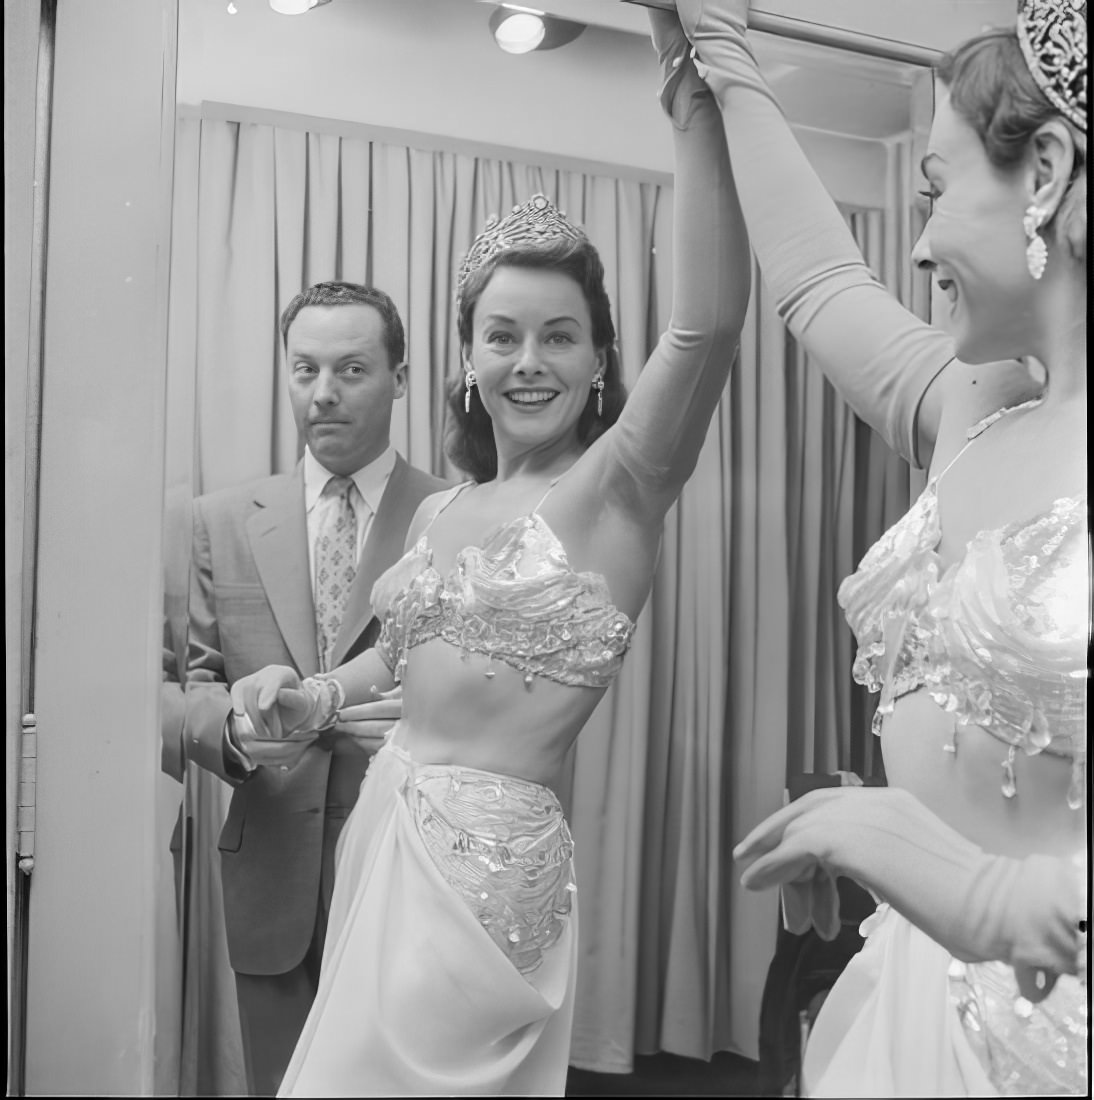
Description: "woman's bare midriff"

(394, 638), (607, 786)
(879, 688), (1084, 860)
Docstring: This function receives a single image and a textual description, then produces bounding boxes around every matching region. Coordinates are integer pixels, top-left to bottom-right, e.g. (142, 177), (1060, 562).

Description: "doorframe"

(5, 0), (54, 1091)
(10, 0), (179, 1093)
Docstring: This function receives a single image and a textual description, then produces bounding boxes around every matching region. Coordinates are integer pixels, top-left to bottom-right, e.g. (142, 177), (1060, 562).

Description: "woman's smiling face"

(911, 89), (1038, 364)
(466, 265), (605, 457)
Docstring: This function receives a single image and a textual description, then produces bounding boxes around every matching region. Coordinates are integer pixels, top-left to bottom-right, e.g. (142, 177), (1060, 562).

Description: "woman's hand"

(230, 665), (313, 740)
(675, 0), (749, 41)
(225, 665), (321, 772)
(647, 7), (710, 127)
(734, 786), (862, 889)
(734, 786), (858, 940)
(733, 787), (959, 941)
(734, 786), (1088, 997)
(334, 685), (403, 755)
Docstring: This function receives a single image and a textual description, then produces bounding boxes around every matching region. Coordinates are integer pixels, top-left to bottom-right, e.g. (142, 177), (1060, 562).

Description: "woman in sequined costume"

(228, 11), (751, 1097)
(668, 0), (1088, 1093)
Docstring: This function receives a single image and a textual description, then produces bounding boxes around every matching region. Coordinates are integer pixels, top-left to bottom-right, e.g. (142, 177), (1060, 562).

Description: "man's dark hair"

(279, 281), (406, 365)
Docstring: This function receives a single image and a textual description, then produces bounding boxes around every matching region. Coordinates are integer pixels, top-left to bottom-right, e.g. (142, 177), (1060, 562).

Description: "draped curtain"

(162, 108), (928, 1092)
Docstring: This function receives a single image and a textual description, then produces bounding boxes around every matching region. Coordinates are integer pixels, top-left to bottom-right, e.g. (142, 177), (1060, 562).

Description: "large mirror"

(149, 1), (1002, 1094)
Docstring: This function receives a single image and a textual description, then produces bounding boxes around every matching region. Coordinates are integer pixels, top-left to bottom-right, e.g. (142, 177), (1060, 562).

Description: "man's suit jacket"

(183, 454), (447, 976)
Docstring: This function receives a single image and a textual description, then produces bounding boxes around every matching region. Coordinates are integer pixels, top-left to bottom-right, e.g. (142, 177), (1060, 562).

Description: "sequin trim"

(404, 761), (575, 977)
(839, 464), (1087, 806)
(373, 512), (636, 689)
(948, 959), (1089, 1094)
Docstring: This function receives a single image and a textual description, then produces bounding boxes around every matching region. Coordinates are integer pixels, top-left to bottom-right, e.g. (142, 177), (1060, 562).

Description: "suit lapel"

(248, 467), (320, 677)
(330, 455), (421, 668)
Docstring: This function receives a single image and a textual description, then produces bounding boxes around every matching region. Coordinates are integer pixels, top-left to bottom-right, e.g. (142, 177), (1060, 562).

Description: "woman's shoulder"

(405, 482), (474, 546)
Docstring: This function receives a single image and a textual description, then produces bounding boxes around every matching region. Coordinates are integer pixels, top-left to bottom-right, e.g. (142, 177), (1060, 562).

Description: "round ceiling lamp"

(489, 5), (586, 54)
(491, 9), (546, 53)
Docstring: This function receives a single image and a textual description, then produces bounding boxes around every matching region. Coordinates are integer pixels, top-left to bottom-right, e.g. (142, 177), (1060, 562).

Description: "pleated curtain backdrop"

(162, 108), (927, 1092)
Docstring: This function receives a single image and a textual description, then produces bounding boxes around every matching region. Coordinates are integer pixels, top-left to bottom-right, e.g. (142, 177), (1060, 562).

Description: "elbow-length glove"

(734, 786), (1088, 1001)
(668, 0), (956, 465)
(647, 5), (711, 128)
(229, 665), (344, 740)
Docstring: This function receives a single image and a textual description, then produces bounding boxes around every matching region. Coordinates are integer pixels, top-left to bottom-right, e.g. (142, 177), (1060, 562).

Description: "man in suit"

(182, 282), (448, 1095)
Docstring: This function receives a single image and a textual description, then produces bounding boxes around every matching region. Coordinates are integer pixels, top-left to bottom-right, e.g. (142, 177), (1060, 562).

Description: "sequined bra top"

(372, 482), (637, 689)
(837, 401), (1088, 807)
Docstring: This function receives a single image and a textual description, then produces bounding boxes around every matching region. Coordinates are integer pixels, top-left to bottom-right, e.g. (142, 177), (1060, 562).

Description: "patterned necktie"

(314, 476), (358, 672)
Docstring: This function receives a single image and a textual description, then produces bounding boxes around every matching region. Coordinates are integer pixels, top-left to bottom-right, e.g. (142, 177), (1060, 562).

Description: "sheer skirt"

(279, 727), (578, 1097)
(802, 904), (1088, 1097)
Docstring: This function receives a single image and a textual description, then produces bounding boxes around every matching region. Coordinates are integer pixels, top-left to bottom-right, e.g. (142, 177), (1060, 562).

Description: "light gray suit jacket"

(182, 454), (447, 975)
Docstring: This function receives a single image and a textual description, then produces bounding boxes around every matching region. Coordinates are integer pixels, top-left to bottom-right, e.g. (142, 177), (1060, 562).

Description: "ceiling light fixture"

(489, 4), (586, 54)
(269, 0), (331, 14)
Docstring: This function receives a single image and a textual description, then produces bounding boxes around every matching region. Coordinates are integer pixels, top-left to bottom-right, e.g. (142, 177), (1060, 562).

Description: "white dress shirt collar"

(303, 445), (397, 518)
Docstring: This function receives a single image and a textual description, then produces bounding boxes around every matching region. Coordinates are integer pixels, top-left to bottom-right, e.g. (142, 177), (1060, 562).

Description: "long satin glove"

(601, 2), (748, 497)
(671, 0), (956, 465)
(230, 665), (344, 740)
(647, 6), (709, 128)
(734, 786), (1088, 1001)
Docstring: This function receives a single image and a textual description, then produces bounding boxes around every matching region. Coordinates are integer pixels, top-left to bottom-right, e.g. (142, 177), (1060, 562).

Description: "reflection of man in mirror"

(183, 282), (448, 1096)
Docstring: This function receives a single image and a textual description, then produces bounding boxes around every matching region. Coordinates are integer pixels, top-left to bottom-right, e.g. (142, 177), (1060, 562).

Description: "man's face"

(286, 303), (407, 476)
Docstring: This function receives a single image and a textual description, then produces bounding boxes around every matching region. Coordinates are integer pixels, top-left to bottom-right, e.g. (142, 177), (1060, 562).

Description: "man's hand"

(334, 685), (403, 755)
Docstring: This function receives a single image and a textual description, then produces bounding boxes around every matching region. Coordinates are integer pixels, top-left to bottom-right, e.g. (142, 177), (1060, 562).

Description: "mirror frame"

(10, 2), (947, 1093)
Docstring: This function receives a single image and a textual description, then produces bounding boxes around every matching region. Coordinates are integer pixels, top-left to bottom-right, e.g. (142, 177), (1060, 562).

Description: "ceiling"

(185, 0), (1018, 154)
(469, 0), (1017, 139)
(476, 1), (1016, 52)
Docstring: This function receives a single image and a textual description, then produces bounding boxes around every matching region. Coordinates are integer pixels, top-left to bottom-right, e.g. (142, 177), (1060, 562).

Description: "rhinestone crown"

(456, 194), (588, 310)
(1017, 0), (1087, 131)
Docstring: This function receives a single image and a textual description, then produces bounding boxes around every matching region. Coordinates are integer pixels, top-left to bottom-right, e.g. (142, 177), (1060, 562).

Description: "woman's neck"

(1028, 275), (1086, 409)
(493, 437), (585, 483)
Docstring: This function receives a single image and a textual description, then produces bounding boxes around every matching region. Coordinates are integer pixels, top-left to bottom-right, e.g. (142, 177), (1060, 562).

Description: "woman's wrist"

(301, 675), (345, 731)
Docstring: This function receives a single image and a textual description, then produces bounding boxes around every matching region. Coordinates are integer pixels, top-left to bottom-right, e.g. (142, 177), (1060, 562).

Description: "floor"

(566, 1051), (760, 1097)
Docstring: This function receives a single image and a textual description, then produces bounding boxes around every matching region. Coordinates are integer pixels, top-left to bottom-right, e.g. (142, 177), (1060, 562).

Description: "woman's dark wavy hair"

(445, 237), (628, 482)
(938, 27), (1086, 260)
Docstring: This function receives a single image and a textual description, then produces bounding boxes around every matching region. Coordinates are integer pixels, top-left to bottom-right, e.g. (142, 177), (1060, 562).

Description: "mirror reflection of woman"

(669, 0), (1088, 1094)
(230, 11), (750, 1096)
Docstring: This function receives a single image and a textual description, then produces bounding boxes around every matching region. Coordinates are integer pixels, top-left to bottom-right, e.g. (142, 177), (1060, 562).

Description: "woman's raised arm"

(601, 11), (750, 513)
(676, 0), (960, 468)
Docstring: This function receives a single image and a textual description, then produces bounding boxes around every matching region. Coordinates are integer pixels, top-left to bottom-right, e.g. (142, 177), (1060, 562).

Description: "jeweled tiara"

(455, 194), (589, 310)
(1017, 0), (1087, 131)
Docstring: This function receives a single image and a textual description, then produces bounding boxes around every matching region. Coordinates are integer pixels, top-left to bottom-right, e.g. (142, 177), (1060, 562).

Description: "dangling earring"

(1023, 204), (1048, 280)
(464, 369), (476, 414)
(592, 375), (605, 417)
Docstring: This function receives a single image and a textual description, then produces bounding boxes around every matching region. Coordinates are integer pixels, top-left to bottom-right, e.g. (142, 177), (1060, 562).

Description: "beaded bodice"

(372, 489), (636, 689)
(838, 403), (1089, 806)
